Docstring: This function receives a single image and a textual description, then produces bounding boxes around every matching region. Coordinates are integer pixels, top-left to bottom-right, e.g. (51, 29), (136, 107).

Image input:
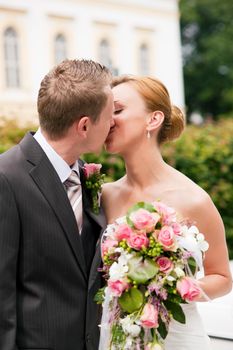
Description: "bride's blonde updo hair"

(112, 75), (185, 144)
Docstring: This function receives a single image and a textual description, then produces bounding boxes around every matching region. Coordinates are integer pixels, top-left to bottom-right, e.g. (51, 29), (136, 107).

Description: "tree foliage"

(180, 0), (233, 119)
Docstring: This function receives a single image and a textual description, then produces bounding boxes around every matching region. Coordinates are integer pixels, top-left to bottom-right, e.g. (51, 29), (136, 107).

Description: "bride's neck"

(123, 144), (169, 189)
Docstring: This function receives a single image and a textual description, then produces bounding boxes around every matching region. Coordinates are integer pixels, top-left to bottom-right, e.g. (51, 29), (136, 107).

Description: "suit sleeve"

(0, 173), (19, 350)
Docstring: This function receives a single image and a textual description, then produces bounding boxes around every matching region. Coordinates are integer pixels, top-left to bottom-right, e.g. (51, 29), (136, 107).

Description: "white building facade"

(0, 0), (184, 124)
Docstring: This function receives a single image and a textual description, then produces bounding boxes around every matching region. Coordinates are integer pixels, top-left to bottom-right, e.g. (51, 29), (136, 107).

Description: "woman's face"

(105, 82), (149, 154)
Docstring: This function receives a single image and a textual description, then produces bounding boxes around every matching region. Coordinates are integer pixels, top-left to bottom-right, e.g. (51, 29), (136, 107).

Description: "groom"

(0, 59), (114, 350)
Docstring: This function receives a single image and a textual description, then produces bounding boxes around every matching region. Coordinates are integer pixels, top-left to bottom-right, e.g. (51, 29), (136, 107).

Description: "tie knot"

(64, 170), (81, 188)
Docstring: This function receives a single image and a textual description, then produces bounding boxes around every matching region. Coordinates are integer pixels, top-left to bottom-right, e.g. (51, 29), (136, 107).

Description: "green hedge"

(1, 118), (232, 259)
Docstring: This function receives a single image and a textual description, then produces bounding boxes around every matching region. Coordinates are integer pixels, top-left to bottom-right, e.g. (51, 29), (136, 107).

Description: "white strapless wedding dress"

(164, 303), (211, 350)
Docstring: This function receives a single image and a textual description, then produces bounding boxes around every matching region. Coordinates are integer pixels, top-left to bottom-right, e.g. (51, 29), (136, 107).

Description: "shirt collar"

(34, 128), (80, 183)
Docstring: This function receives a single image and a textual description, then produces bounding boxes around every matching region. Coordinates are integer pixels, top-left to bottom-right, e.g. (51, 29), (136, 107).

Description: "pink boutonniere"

(83, 163), (105, 214)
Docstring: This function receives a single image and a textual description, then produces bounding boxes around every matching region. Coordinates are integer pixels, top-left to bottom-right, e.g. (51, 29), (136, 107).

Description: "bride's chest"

(106, 189), (189, 224)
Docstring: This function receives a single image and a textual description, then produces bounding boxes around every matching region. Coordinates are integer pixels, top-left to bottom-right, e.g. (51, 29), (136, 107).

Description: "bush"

(0, 119), (36, 153)
(163, 119), (233, 259)
(0, 118), (232, 258)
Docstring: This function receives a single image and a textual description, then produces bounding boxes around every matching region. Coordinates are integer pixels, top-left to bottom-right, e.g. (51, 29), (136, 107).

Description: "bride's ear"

(146, 111), (164, 132)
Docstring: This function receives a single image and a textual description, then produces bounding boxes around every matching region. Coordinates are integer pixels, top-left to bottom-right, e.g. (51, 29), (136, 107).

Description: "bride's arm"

(187, 193), (232, 300)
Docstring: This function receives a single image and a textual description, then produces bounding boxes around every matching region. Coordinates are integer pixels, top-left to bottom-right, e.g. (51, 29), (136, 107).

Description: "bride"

(101, 75), (232, 349)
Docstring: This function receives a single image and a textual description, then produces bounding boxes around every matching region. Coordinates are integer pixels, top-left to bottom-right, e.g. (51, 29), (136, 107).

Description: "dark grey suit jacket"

(0, 132), (106, 350)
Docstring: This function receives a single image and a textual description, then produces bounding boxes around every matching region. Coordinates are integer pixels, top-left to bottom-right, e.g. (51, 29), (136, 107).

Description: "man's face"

(86, 87), (114, 154)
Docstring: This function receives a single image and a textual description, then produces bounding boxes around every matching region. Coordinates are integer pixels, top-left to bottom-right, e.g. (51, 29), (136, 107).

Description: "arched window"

(98, 39), (112, 68)
(54, 34), (67, 64)
(139, 43), (150, 75)
(4, 27), (20, 88)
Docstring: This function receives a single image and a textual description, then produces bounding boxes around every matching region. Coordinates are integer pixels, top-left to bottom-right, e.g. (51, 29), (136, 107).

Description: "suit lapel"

(78, 161), (107, 289)
(20, 133), (87, 280)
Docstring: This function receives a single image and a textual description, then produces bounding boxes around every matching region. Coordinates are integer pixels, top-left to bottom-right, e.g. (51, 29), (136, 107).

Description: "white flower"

(109, 261), (128, 280)
(196, 233), (205, 241)
(198, 240), (209, 252)
(114, 247), (124, 254)
(125, 336), (133, 349)
(174, 267), (185, 278)
(178, 234), (197, 252)
(103, 224), (117, 240)
(128, 324), (141, 337)
(115, 215), (127, 225)
(188, 225), (199, 235)
(118, 252), (131, 266)
(120, 316), (141, 337)
(180, 225), (189, 236)
(178, 225), (209, 268)
(166, 275), (176, 282)
(147, 343), (163, 350)
(120, 315), (131, 329)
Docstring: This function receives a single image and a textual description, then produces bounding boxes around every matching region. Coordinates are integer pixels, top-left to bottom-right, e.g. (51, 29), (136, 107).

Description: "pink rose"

(84, 163), (102, 178)
(115, 224), (133, 241)
(171, 222), (182, 236)
(153, 201), (176, 225)
(152, 229), (160, 239)
(177, 277), (201, 302)
(156, 257), (174, 274)
(101, 239), (118, 256)
(140, 303), (159, 328)
(157, 226), (177, 251)
(108, 279), (130, 297)
(127, 234), (149, 250)
(130, 209), (160, 232)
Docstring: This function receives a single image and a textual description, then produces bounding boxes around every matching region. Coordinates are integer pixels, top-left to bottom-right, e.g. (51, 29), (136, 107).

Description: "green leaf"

(119, 288), (144, 313)
(164, 300), (186, 324)
(127, 202), (156, 215)
(128, 256), (159, 284)
(94, 287), (105, 304)
(158, 316), (168, 339)
(188, 256), (197, 275)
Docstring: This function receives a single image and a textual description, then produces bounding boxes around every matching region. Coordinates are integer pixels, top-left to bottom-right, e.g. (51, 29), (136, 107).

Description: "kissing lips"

(105, 126), (115, 143)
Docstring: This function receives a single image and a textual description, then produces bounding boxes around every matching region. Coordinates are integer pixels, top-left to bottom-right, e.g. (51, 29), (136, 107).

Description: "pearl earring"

(147, 130), (151, 139)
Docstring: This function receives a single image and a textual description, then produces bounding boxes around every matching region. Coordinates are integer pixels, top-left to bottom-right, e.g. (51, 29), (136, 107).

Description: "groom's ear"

(75, 116), (90, 137)
(146, 111), (164, 132)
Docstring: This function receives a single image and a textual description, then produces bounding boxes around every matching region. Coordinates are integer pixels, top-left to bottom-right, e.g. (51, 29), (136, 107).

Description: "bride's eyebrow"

(114, 100), (124, 108)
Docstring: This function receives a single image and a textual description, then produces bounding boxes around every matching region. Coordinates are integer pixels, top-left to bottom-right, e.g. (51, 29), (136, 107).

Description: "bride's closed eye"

(114, 109), (123, 115)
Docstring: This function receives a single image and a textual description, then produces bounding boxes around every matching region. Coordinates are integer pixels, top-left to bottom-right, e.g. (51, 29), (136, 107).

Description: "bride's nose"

(110, 118), (115, 128)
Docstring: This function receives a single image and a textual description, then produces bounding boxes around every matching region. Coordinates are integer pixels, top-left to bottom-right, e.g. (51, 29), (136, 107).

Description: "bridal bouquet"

(95, 201), (209, 350)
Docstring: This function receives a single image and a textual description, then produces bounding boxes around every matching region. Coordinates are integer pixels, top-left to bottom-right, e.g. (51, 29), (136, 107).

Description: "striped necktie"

(64, 170), (83, 234)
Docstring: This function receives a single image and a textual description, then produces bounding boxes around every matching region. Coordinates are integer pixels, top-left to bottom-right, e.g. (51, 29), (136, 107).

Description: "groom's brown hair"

(37, 59), (112, 139)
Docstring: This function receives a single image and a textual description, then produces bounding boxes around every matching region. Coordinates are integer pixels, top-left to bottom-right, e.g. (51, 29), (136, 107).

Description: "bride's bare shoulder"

(172, 169), (216, 218)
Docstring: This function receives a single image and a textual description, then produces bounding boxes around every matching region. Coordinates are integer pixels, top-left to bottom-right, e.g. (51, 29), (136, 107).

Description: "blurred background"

(0, 0), (232, 259)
